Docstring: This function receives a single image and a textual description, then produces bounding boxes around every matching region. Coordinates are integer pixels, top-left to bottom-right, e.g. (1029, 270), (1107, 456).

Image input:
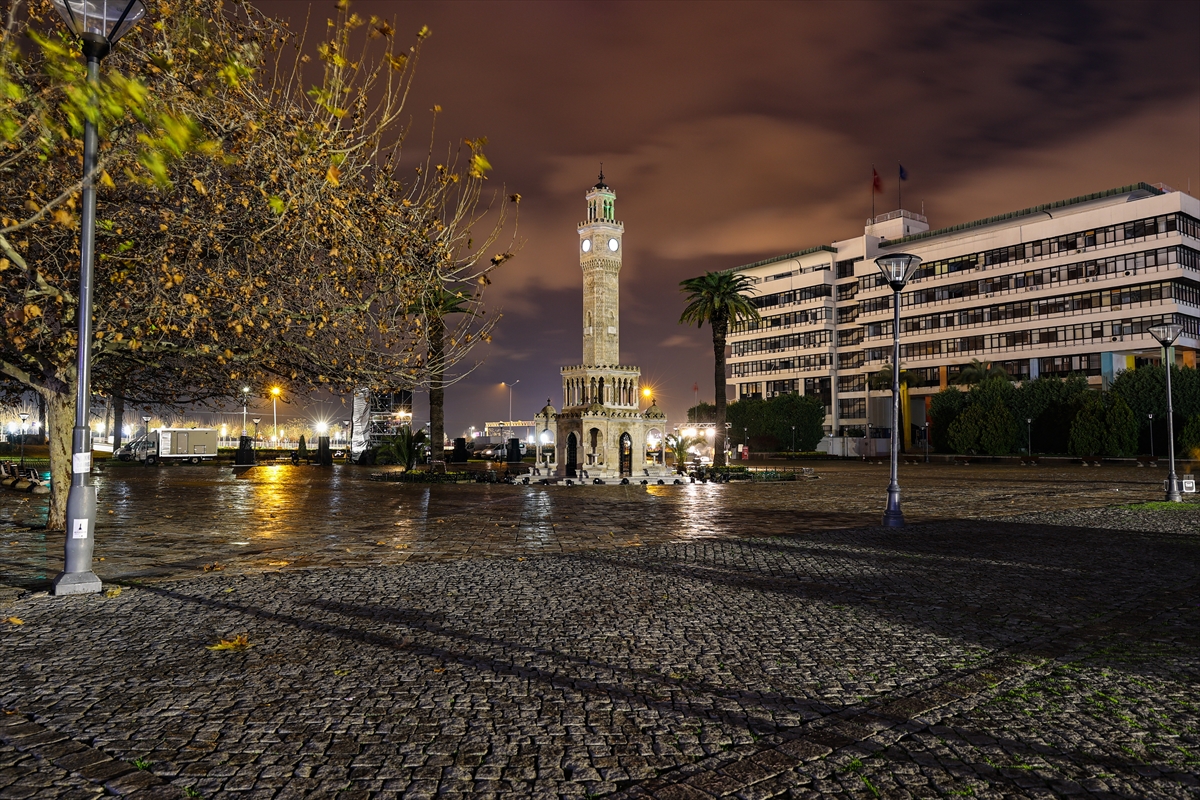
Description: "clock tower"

(540, 171), (671, 483)
(579, 171), (623, 365)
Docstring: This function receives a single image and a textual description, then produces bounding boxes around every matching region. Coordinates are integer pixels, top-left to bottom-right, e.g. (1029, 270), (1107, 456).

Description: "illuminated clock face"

(608, 238), (619, 252)
(581, 239), (591, 252)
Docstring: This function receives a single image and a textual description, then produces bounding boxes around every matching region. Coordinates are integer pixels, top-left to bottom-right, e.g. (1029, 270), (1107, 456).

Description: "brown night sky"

(260, 0), (1199, 435)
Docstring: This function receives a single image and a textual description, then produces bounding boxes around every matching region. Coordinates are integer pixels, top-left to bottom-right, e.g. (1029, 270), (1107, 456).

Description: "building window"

(838, 398), (866, 419)
(837, 374), (866, 393)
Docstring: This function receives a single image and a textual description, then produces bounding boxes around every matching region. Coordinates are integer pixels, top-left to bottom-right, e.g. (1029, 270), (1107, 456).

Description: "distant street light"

(241, 386), (250, 435)
(791, 424), (796, 453)
(875, 252), (923, 527)
(1026, 417), (1033, 457)
(501, 380), (520, 441)
(252, 418), (261, 449)
(1148, 413), (1154, 459)
(343, 419), (351, 448)
(18, 412), (28, 468)
(49, 0), (148, 597)
(271, 387), (281, 446)
(1149, 323), (1184, 502)
(141, 414), (151, 438)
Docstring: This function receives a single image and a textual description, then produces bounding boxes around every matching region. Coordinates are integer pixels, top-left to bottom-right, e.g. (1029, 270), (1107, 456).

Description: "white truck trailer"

(133, 428), (219, 465)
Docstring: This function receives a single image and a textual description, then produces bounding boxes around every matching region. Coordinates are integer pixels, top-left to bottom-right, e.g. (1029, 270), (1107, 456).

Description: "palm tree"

(376, 428), (427, 470)
(665, 434), (702, 475)
(868, 365), (925, 391)
(414, 288), (471, 465)
(679, 270), (761, 466)
(954, 359), (1009, 385)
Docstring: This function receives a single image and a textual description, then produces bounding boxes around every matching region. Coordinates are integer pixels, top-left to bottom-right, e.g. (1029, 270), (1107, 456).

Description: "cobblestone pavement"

(0, 496), (1195, 796)
(0, 461), (1179, 590)
(1, 486), (1197, 798)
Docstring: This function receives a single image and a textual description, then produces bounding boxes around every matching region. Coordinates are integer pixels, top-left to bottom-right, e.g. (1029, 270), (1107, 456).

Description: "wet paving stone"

(0, 462), (1197, 798)
(0, 460), (1181, 588)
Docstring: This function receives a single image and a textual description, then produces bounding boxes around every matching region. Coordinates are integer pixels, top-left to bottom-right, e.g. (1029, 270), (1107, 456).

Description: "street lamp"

(1149, 323), (1184, 502)
(252, 418), (261, 449)
(501, 380), (519, 442)
(141, 414), (151, 438)
(791, 424), (796, 453)
(1026, 417), (1032, 457)
(49, 0), (147, 596)
(875, 252), (923, 527)
(18, 412), (28, 468)
(343, 419), (351, 448)
(241, 386), (250, 435)
(1148, 413), (1154, 459)
(271, 387), (281, 446)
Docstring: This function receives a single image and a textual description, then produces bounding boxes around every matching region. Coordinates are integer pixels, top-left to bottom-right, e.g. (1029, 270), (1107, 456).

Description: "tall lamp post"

(49, 0), (147, 596)
(271, 387), (281, 446)
(252, 418), (261, 449)
(18, 412), (28, 468)
(1149, 323), (1184, 502)
(1148, 413), (1154, 459)
(501, 380), (520, 442)
(875, 253), (923, 527)
(1026, 417), (1033, 457)
(241, 386), (250, 435)
(141, 414), (151, 438)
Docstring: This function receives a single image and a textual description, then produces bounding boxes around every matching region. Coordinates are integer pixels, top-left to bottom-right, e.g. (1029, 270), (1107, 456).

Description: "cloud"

(659, 334), (698, 349)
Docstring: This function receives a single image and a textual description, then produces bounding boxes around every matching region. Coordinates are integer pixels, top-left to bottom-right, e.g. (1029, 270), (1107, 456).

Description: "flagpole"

(871, 164), (875, 220)
(898, 163), (902, 211)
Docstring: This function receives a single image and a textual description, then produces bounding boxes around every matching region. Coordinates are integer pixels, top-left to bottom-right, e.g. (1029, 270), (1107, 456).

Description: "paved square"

(0, 463), (1197, 798)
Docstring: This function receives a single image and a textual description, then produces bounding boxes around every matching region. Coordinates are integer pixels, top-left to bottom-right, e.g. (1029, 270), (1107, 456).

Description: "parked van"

(119, 428), (219, 465)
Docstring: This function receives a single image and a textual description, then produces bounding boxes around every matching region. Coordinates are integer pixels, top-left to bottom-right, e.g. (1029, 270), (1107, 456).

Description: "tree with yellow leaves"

(0, 0), (517, 529)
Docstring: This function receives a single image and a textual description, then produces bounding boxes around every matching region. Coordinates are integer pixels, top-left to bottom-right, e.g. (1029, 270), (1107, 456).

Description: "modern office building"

(725, 182), (1199, 438)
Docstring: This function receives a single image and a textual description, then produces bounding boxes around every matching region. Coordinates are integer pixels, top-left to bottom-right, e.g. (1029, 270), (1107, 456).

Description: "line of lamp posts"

(873, 254), (1186, 528)
(33, 0), (1192, 593)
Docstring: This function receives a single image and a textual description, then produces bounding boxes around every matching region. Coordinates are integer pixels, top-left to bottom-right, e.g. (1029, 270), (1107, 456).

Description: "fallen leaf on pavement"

(104, 586), (122, 598)
(3, 616), (23, 625)
(207, 634), (253, 651)
(202, 562), (224, 572)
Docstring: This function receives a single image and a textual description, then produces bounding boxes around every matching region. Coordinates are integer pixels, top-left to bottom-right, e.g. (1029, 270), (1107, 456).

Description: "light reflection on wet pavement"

(0, 461), (1166, 588)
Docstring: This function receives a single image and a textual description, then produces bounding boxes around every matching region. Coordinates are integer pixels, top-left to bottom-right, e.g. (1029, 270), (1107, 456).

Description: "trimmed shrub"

(1180, 414), (1200, 457)
(1068, 394), (1106, 457)
(1103, 395), (1138, 457)
(929, 387), (966, 452)
(978, 402), (1018, 456)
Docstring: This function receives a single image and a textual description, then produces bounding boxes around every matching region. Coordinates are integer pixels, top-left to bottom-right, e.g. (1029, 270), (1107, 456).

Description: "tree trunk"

(111, 381), (126, 452)
(713, 317), (728, 467)
(429, 314), (446, 464)
(44, 388), (75, 531)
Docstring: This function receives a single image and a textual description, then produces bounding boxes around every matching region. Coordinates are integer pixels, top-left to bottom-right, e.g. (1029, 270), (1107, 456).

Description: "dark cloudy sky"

(263, 0), (1199, 436)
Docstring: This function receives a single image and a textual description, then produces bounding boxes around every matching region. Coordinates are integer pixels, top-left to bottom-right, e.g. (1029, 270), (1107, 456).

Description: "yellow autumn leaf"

(325, 165), (341, 186)
(99, 170), (115, 188)
(191, 177), (207, 195)
(3, 616), (23, 625)
(104, 586), (122, 598)
(206, 633), (252, 651)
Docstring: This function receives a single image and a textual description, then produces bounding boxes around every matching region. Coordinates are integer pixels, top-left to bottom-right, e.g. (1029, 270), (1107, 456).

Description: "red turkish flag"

(872, 168), (883, 194)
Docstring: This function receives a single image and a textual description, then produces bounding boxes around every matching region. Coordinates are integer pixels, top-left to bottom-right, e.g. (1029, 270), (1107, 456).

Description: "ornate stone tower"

(546, 172), (670, 482)
(580, 172), (623, 365)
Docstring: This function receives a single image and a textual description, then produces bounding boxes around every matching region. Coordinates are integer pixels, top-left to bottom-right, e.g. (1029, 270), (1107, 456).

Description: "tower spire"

(595, 163), (607, 189)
